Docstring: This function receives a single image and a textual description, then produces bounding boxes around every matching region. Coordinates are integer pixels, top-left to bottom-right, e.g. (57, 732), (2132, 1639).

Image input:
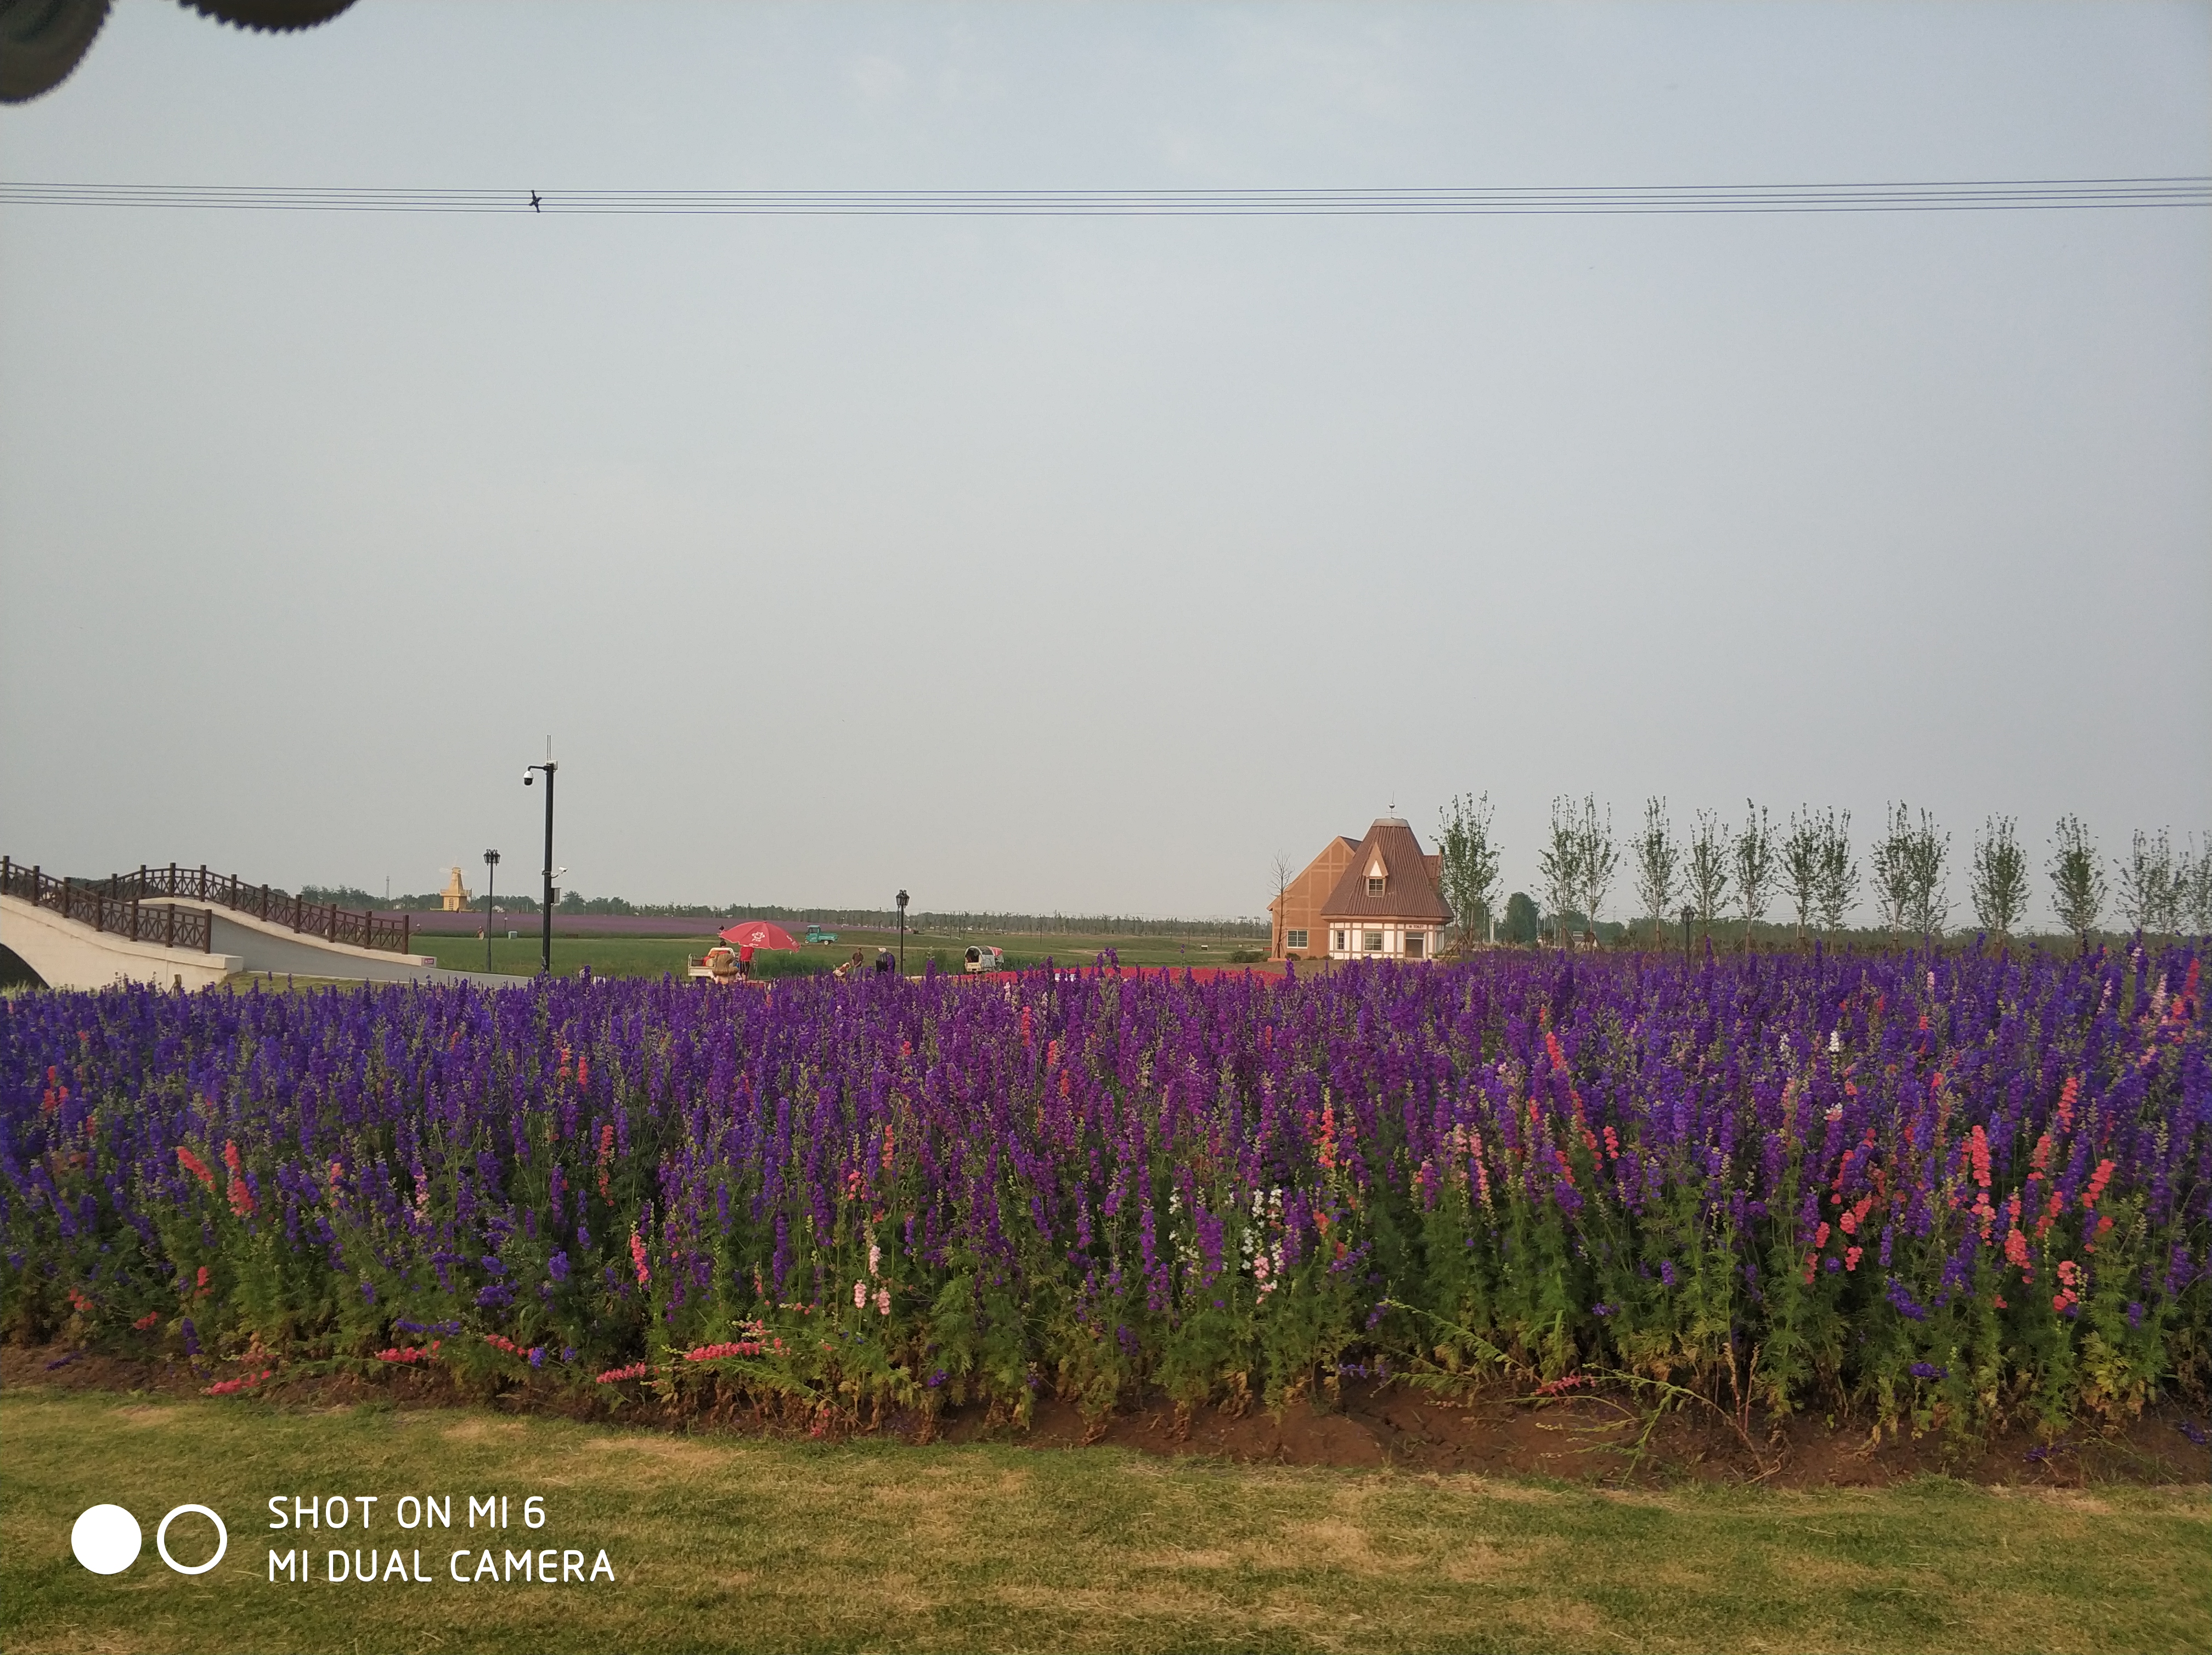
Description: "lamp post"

(482, 849), (500, 973)
(523, 755), (557, 975)
(896, 888), (909, 973)
(1681, 904), (1695, 969)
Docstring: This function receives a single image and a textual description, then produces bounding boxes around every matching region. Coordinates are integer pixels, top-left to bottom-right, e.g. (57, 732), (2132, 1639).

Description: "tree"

(1872, 803), (1947, 943)
(1780, 808), (1822, 947)
(1572, 796), (1619, 943)
(1269, 849), (1295, 956)
(2183, 834), (2212, 938)
(1871, 803), (1913, 941)
(1815, 810), (1858, 937)
(1782, 807), (1850, 947)
(1732, 801), (1776, 951)
(2115, 828), (2179, 938)
(1502, 891), (1541, 945)
(1686, 809), (1730, 944)
(1435, 794), (1503, 954)
(1632, 798), (1683, 949)
(1903, 808), (1951, 941)
(1968, 815), (2028, 945)
(2047, 815), (2106, 950)
(1537, 797), (1585, 953)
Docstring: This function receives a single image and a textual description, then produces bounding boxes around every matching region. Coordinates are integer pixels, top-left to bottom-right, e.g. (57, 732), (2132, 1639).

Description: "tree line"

(1432, 796), (2211, 952)
(314, 883), (1268, 940)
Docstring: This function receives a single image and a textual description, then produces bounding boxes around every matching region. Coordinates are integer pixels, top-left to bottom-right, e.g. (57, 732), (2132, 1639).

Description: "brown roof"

(1318, 818), (1454, 924)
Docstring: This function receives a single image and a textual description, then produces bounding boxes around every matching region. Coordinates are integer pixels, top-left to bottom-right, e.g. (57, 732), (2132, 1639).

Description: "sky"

(2, 1), (2207, 924)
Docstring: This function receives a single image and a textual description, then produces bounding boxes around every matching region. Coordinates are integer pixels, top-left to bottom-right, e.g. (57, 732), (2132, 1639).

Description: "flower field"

(3, 945), (2205, 1437)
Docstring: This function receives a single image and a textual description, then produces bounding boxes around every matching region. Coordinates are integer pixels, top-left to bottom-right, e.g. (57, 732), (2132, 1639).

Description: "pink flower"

(629, 1229), (650, 1286)
(874, 1287), (891, 1316)
(853, 1279), (868, 1309)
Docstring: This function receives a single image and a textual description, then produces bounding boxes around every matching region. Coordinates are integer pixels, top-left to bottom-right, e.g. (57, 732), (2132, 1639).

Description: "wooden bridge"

(0, 856), (462, 990)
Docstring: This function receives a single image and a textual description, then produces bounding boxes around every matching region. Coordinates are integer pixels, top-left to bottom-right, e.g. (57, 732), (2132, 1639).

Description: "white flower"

(1829, 1029), (1842, 1054)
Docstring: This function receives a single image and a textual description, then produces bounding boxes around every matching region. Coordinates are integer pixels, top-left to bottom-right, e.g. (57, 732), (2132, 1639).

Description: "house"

(1269, 816), (1455, 961)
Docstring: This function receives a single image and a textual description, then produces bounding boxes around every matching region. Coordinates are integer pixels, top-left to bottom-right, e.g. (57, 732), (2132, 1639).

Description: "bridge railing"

(2, 859), (412, 955)
(2, 859), (215, 954)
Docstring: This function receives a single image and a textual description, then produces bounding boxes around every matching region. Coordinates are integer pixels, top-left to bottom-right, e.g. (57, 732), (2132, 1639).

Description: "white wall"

(1, 894), (242, 990)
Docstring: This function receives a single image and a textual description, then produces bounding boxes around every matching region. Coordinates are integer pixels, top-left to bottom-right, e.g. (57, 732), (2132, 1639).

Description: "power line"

(2, 177), (2207, 216)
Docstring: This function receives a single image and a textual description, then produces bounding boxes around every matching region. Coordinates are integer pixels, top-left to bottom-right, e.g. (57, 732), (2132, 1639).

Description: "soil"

(6, 1341), (2206, 1490)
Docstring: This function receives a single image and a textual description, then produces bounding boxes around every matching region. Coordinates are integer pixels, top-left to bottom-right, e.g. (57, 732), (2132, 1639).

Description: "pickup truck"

(804, 926), (838, 945)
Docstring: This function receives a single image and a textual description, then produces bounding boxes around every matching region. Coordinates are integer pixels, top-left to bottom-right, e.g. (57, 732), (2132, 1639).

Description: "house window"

(1331, 930), (1346, 952)
(1366, 876), (1385, 897)
(1285, 930), (1308, 951)
(1404, 932), (1424, 959)
(1363, 930), (1384, 953)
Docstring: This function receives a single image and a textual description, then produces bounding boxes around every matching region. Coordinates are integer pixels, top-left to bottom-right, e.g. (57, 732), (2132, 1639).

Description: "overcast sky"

(3, 1), (2207, 922)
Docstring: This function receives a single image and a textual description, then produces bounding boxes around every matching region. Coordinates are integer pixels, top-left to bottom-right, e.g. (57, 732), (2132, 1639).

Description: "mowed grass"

(404, 930), (1270, 980)
(2, 1389), (2205, 1654)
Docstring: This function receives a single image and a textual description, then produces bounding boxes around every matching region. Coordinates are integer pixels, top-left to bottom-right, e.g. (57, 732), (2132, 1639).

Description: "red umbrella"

(718, 920), (799, 950)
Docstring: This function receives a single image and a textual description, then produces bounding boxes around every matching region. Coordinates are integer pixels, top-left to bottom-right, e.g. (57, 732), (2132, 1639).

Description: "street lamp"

(483, 849), (500, 973)
(1681, 904), (1695, 969)
(896, 889), (909, 973)
(523, 753), (557, 975)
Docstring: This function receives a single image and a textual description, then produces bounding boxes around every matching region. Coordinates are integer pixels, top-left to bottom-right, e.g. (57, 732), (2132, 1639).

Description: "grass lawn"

(404, 929), (1272, 980)
(2, 1388), (2204, 1654)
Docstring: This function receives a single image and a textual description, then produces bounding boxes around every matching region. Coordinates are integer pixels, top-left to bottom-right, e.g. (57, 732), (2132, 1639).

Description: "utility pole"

(483, 849), (500, 973)
(896, 888), (909, 973)
(524, 748), (558, 975)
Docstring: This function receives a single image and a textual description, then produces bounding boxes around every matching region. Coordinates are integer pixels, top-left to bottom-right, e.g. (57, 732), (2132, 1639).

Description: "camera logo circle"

(70, 1505), (141, 1574)
(72, 1504), (226, 1575)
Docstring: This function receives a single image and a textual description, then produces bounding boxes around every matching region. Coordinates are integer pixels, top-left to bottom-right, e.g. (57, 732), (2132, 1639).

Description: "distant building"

(439, 867), (473, 911)
(1270, 816), (1453, 961)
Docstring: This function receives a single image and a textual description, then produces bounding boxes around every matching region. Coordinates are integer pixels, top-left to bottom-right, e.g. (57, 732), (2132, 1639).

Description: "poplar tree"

(1633, 798), (1683, 948)
(1435, 794), (1503, 955)
(2047, 815), (2106, 952)
(2116, 828), (2179, 938)
(1815, 810), (1859, 937)
(1872, 803), (1946, 943)
(1685, 809), (1731, 946)
(2183, 834), (2212, 937)
(1537, 797), (1585, 952)
(1733, 801), (1776, 952)
(1969, 815), (2029, 945)
(1574, 797), (1620, 944)
(1780, 806), (1832, 947)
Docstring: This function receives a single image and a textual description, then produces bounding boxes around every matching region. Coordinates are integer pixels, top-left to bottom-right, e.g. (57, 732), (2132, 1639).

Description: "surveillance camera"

(523, 772), (534, 785)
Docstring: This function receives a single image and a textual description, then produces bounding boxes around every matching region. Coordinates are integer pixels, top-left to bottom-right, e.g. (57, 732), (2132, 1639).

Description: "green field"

(404, 928), (1272, 980)
(3, 1387), (2205, 1654)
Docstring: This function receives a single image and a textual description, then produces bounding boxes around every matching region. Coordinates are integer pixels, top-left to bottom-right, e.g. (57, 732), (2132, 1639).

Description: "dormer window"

(1366, 876), (1385, 896)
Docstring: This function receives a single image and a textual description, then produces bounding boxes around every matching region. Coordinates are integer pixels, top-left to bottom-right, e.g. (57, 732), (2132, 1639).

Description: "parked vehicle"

(963, 945), (1004, 973)
(804, 926), (838, 945)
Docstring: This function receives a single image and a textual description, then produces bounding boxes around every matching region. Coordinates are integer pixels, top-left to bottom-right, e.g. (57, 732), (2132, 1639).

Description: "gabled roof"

(1318, 818), (1454, 923)
(1267, 837), (1361, 915)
